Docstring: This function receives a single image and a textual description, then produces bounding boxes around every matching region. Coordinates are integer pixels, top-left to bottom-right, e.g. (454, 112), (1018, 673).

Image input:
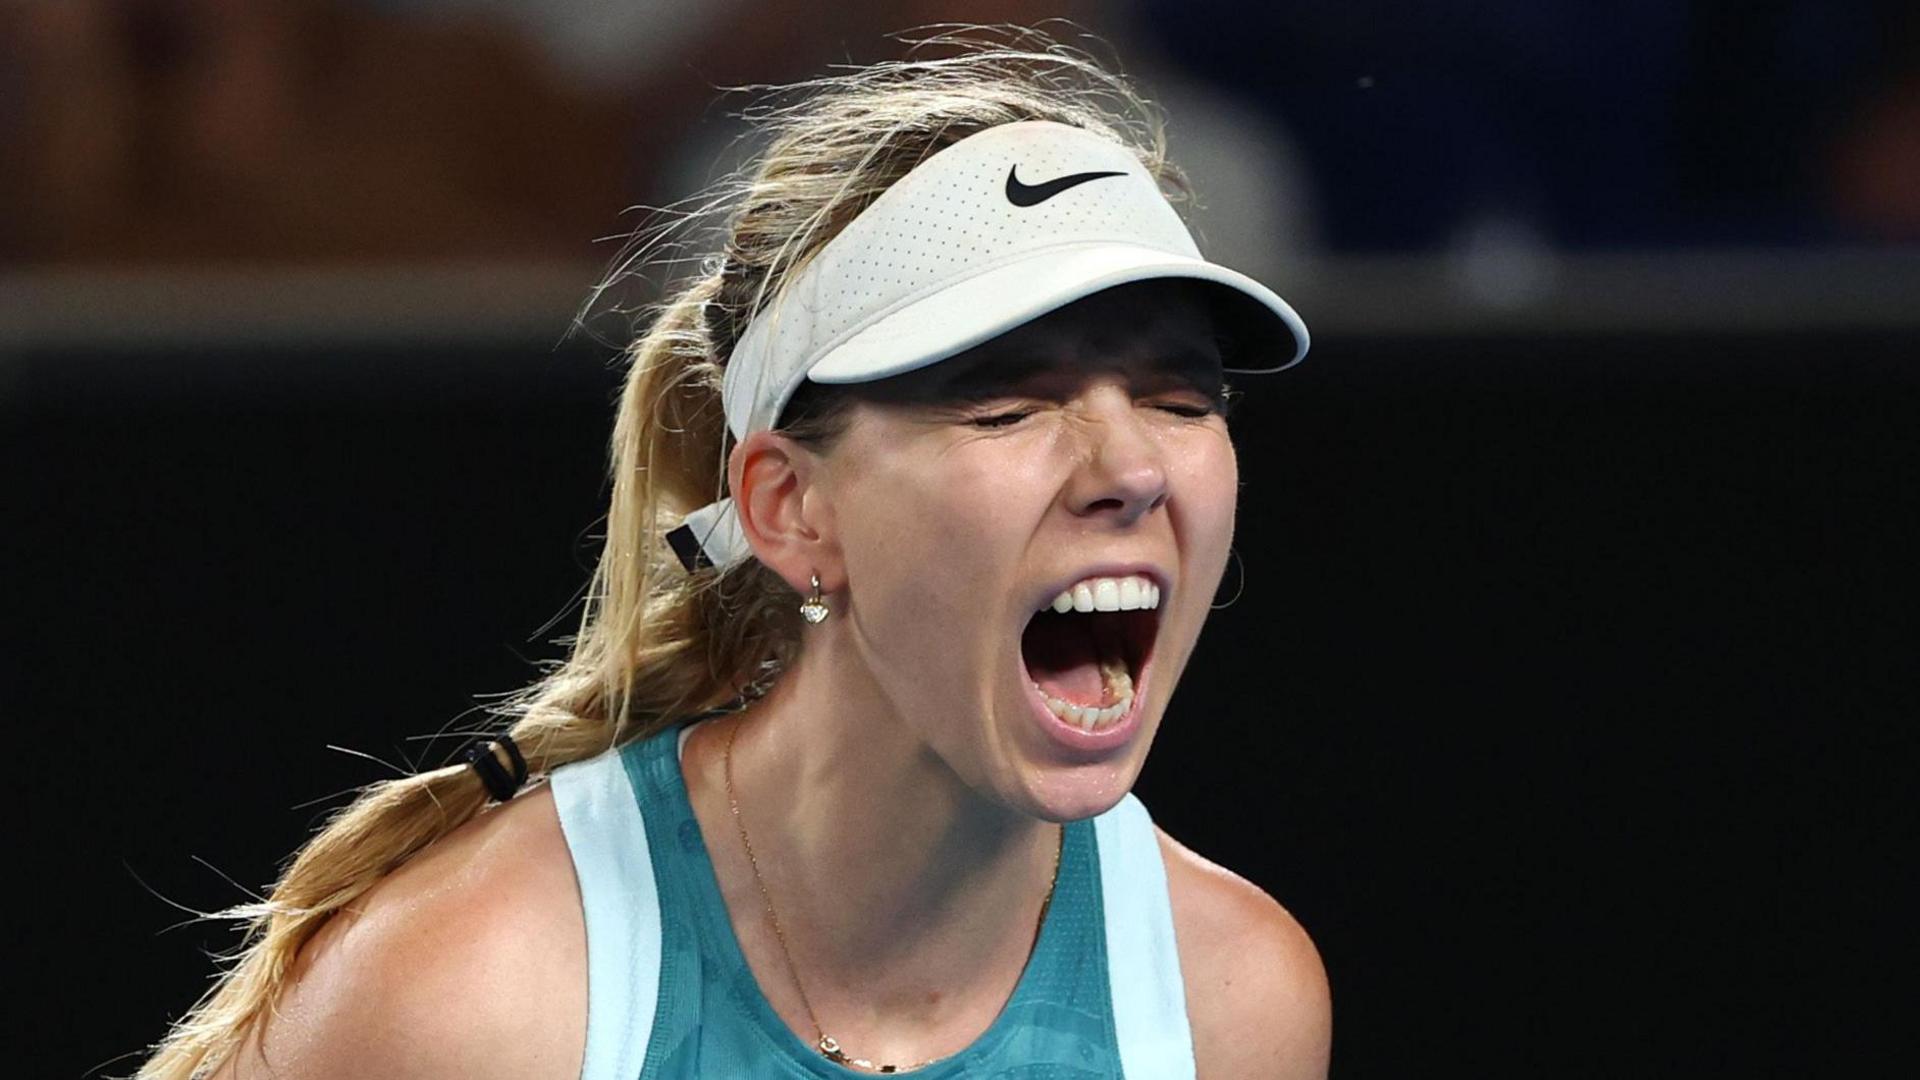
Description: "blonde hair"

(136, 26), (1187, 1079)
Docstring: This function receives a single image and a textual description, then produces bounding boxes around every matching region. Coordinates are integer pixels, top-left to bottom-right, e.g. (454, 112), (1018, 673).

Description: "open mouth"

(1019, 600), (1160, 734)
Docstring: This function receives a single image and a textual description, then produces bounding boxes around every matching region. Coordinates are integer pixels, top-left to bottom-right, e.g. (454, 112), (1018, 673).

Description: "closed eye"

(1152, 385), (1236, 419)
(971, 410), (1035, 428)
(1156, 403), (1216, 418)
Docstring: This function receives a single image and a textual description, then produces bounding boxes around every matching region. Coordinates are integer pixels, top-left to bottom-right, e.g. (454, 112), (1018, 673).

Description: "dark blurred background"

(3, 2), (1915, 1078)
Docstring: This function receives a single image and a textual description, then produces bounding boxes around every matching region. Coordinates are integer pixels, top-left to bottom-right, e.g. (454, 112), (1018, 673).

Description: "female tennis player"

(141, 36), (1330, 1080)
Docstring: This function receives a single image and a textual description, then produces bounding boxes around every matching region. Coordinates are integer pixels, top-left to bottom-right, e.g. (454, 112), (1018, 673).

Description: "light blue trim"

(1095, 793), (1198, 1079)
(550, 748), (662, 1080)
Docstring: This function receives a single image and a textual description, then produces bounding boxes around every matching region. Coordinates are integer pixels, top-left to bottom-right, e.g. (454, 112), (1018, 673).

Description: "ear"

(728, 430), (843, 594)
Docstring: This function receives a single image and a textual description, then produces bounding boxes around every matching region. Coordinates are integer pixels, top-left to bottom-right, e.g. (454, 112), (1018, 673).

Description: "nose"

(1064, 387), (1170, 527)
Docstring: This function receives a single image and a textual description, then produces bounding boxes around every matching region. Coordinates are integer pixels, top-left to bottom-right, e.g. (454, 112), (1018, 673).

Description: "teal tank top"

(550, 720), (1195, 1079)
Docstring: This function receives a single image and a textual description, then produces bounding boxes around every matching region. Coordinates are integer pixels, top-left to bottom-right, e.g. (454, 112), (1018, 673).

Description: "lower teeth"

(1033, 657), (1134, 731)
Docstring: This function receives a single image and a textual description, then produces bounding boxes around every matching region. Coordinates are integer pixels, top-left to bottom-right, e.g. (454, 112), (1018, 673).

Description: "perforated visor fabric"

(808, 245), (1300, 385)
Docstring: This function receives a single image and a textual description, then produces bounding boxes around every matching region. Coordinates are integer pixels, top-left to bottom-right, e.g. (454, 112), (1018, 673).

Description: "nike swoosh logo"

(1004, 166), (1126, 207)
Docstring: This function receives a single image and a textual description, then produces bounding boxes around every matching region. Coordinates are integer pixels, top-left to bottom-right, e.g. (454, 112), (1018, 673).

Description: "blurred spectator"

(1829, 5), (1919, 239)
(2, 0), (1909, 265)
(1, 0), (633, 263)
(1136, 0), (1908, 251)
(372, 0), (750, 90)
(1, 0), (1126, 265)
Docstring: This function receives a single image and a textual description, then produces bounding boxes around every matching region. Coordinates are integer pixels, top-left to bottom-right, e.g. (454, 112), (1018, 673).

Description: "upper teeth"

(1046, 574), (1161, 614)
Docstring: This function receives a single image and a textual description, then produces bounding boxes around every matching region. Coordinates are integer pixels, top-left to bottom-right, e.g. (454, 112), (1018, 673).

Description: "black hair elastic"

(463, 733), (528, 803)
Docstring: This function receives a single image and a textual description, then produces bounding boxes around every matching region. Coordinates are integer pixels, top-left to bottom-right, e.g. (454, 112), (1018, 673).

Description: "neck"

(697, 640), (1061, 1025)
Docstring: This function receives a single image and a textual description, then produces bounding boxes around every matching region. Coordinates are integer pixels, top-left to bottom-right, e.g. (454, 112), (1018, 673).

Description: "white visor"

(666, 120), (1310, 573)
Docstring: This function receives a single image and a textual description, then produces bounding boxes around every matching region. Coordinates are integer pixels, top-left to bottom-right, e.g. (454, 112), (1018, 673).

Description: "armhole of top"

(1094, 792), (1197, 1079)
(550, 747), (663, 1080)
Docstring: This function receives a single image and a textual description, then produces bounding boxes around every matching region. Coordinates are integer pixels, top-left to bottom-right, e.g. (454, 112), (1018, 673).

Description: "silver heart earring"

(799, 572), (830, 624)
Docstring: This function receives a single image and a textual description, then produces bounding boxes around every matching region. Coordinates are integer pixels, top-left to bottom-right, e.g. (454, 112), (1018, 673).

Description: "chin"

(1001, 700), (1162, 824)
(1023, 756), (1149, 822)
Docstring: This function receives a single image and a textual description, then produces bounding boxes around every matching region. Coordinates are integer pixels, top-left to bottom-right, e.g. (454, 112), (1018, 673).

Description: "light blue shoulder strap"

(1093, 792), (1198, 1079)
(549, 743), (663, 1080)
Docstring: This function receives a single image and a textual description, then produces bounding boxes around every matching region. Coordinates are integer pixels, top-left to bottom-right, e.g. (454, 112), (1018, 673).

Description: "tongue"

(1022, 614), (1125, 707)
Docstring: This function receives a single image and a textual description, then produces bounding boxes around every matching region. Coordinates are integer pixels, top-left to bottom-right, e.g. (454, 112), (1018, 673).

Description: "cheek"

(1175, 432), (1239, 548)
(1165, 434), (1240, 632)
(836, 450), (1035, 672)
(1217, 439), (1240, 537)
(848, 458), (1014, 572)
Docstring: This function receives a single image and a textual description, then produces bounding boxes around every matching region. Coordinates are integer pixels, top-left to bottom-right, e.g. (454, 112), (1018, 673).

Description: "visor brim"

(804, 243), (1309, 385)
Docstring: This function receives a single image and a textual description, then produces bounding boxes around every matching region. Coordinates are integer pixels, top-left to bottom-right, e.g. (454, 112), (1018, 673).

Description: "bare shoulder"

(213, 785), (586, 1080)
(1156, 827), (1331, 1080)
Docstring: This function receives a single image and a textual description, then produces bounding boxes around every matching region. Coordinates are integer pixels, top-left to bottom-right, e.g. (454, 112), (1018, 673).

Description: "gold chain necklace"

(723, 720), (1063, 1074)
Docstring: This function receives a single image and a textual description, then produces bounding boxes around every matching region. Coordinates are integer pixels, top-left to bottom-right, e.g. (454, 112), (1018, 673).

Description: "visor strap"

(664, 497), (751, 573)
